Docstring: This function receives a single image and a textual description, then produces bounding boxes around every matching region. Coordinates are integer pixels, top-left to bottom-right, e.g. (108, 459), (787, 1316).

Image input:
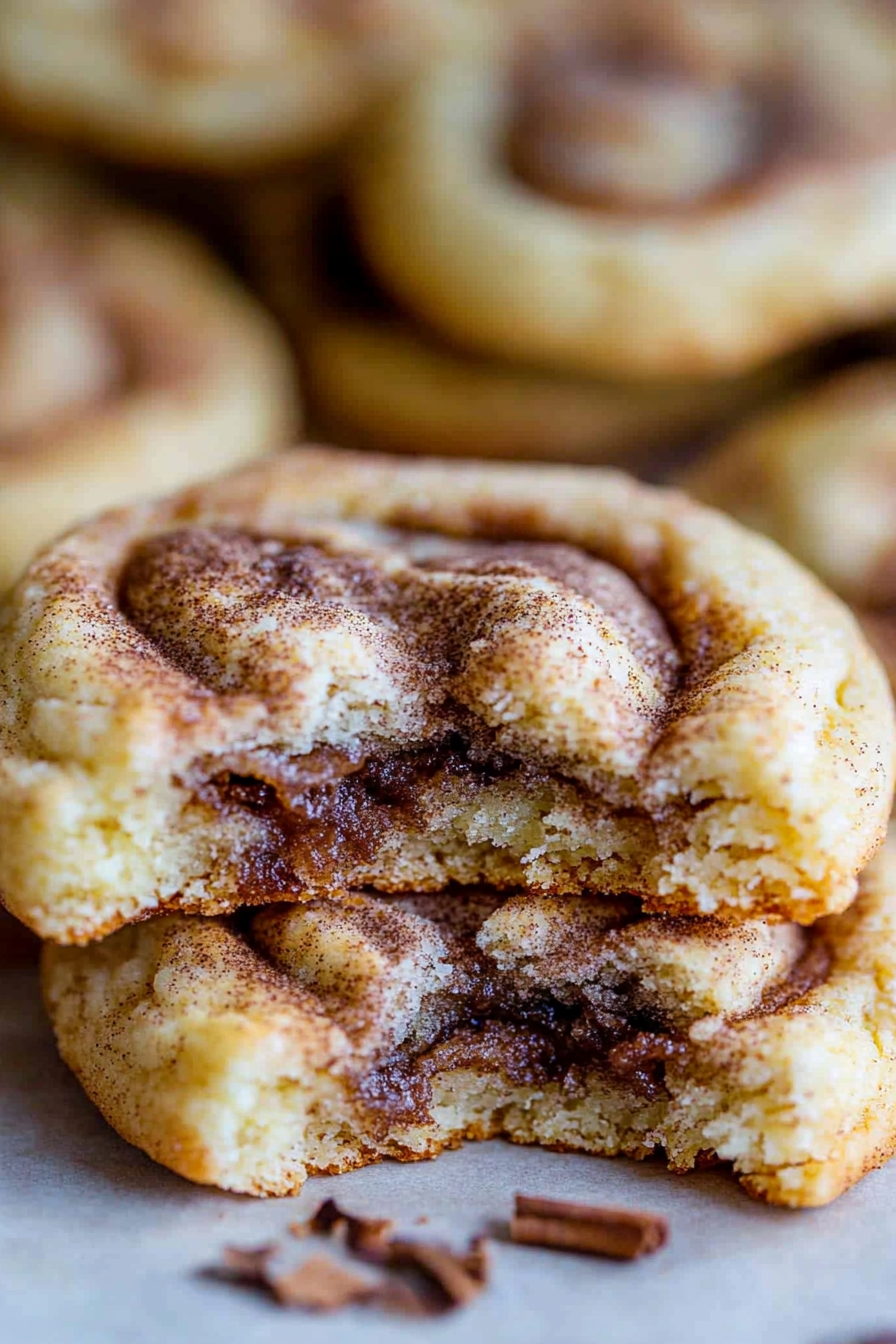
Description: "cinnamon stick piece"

(292, 1198), (394, 1259)
(269, 1255), (377, 1311)
(219, 1244), (278, 1283)
(510, 1194), (668, 1261)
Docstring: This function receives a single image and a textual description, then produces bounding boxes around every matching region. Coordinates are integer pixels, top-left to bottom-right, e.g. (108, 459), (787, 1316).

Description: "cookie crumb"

(219, 1244), (277, 1283)
(299, 1198), (394, 1257)
(388, 1238), (489, 1310)
(270, 1255), (376, 1311)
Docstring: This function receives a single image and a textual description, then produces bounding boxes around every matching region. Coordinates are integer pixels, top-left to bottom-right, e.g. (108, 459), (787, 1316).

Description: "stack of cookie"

(2, 448), (894, 1209)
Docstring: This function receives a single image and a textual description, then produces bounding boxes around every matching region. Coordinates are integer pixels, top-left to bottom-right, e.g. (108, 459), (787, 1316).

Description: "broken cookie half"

(0, 449), (891, 944)
(42, 828), (896, 1208)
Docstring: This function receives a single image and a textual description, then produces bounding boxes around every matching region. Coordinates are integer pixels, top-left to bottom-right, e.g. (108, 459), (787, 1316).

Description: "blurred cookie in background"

(0, 0), (544, 174)
(349, 0), (896, 382)
(684, 355), (896, 687)
(0, 147), (298, 591)
(239, 165), (808, 469)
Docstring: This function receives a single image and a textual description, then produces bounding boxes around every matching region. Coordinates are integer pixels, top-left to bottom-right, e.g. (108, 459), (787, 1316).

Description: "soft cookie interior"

(2, 451), (890, 942)
(43, 849), (896, 1208)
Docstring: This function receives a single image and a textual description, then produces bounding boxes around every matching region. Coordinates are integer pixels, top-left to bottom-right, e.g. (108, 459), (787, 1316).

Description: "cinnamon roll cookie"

(0, 449), (890, 942)
(685, 359), (896, 686)
(0, 0), (524, 172)
(245, 174), (803, 465)
(351, 0), (896, 379)
(41, 828), (896, 1206)
(0, 151), (297, 591)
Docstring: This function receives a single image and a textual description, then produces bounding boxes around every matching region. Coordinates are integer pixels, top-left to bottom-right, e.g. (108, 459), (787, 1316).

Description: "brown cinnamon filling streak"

(508, 43), (768, 213)
(121, 525), (681, 905)
(196, 738), (570, 900)
(505, 16), (896, 216)
(116, 514), (832, 1121)
(350, 947), (830, 1130)
(241, 894), (830, 1128)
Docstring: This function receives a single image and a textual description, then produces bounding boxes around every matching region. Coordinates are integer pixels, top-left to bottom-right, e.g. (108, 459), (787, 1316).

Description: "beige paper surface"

(2, 966), (894, 1344)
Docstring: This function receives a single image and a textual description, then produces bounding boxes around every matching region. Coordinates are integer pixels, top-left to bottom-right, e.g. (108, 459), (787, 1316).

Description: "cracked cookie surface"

(0, 448), (890, 942)
(41, 830), (896, 1207)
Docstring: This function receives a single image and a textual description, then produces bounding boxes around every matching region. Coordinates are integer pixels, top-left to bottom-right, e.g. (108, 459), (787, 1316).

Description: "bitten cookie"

(0, 448), (890, 941)
(352, 0), (896, 378)
(41, 829), (896, 1207)
(0, 148), (298, 590)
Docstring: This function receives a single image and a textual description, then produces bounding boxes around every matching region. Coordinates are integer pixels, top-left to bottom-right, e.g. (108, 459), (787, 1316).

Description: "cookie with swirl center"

(0, 448), (890, 942)
(351, 0), (896, 379)
(243, 171), (805, 466)
(0, 149), (298, 592)
(0, 0), (525, 172)
(41, 828), (896, 1206)
(685, 358), (896, 688)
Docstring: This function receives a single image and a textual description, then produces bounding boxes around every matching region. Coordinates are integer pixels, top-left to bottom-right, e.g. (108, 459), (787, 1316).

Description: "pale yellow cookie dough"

(0, 449), (890, 942)
(42, 831), (896, 1207)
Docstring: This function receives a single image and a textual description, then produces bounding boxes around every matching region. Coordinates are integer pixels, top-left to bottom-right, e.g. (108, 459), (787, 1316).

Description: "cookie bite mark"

(116, 522), (684, 904)
(0, 450), (890, 941)
(42, 838), (895, 1207)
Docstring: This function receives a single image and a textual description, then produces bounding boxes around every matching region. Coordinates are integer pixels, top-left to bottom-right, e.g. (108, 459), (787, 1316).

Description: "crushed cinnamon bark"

(346, 1216), (395, 1259)
(388, 1239), (488, 1310)
(463, 1235), (491, 1284)
(373, 1278), (433, 1317)
(294, 1198), (394, 1258)
(510, 1194), (668, 1261)
(212, 1190), (665, 1317)
(306, 1196), (347, 1234)
(302, 1198), (488, 1311)
(269, 1255), (377, 1312)
(219, 1244), (277, 1283)
(216, 1201), (488, 1317)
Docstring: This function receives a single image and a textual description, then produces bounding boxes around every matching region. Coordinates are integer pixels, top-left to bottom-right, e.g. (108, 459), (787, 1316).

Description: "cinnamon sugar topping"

(510, 43), (762, 211)
(5, 449), (890, 941)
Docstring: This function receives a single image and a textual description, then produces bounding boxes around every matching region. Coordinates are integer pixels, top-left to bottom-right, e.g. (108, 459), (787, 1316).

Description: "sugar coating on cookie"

(0, 449), (890, 942)
(41, 831), (896, 1207)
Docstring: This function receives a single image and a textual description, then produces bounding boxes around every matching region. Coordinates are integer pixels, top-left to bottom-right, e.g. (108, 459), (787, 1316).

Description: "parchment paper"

(2, 967), (893, 1344)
